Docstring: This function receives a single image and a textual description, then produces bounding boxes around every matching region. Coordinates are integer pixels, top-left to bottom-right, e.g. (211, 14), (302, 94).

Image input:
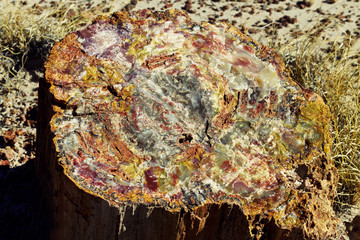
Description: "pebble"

(4, 147), (15, 160)
(304, 0), (315, 6)
(4, 130), (16, 142)
(20, 114), (26, 122)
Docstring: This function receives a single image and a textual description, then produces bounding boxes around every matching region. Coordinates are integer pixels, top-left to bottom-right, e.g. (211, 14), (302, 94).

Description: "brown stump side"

(36, 77), (305, 240)
(37, 78), (120, 240)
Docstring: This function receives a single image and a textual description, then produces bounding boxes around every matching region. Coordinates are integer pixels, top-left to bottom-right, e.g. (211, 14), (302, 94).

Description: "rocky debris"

(296, 1), (312, 9)
(0, 67), (37, 167)
(46, 9), (340, 239)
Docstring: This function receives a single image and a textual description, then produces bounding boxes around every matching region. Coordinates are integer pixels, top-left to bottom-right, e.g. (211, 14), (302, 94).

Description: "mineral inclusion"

(45, 9), (339, 238)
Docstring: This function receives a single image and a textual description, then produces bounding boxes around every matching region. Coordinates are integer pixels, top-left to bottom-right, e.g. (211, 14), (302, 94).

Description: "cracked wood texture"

(41, 9), (340, 239)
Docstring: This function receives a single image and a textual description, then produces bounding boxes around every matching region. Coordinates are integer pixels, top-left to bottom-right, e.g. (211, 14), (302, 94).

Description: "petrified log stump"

(40, 9), (340, 239)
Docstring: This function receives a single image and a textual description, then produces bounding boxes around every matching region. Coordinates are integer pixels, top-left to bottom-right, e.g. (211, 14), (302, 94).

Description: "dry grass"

(274, 21), (360, 210)
(1, 1), (359, 210)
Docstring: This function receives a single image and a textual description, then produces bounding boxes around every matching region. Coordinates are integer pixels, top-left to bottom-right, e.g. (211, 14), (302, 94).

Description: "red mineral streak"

(243, 45), (255, 55)
(79, 165), (97, 179)
(142, 53), (180, 69)
(220, 160), (233, 173)
(233, 57), (253, 68)
(144, 167), (159, 192)
(231, 180), (255, 195)
(170, 169), (179, 186)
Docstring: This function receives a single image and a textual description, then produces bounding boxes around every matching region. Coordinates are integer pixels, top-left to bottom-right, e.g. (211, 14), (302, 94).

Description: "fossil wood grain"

(41, 9), (340, 239)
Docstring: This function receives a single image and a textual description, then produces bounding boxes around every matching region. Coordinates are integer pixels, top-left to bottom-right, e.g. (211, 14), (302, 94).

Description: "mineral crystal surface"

(45, 9), (339, 238)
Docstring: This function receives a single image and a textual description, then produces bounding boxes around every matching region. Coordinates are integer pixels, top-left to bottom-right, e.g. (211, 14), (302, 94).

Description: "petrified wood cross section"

(44, 9), (339, 239)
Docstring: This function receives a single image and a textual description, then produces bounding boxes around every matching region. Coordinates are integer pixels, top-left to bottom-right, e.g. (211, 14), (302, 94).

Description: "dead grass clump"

(275, 26), (360, 210)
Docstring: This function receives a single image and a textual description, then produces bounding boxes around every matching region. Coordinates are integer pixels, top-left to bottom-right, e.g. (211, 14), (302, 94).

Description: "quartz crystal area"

(45, 9), (339, 238)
